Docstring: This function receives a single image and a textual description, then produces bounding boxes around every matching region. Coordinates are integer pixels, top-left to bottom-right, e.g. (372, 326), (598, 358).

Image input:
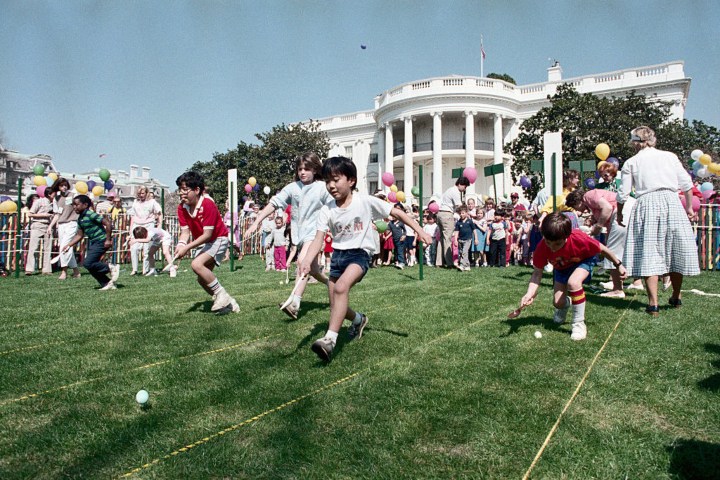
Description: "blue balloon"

(87, 180), (96, 190)
(700, 181), (714, 192)
(45, 176), (55, 187)
(104, 179), (114, 190)
(519, 176), (531, 188)
(584, 178), (596, 189)
(692, 161), (703, 173)
(361, 44), (367, 50)
(253, 184), (260, 191)
(606, 157), (620, 168)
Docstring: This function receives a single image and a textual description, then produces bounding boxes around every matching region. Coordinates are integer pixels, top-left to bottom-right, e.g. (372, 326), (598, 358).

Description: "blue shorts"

(329, 249), (370, 281)
(553, 257), (596, 285)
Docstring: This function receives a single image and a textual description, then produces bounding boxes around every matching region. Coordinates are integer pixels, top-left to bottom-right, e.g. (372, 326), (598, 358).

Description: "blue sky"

(1, 1), (718, 187)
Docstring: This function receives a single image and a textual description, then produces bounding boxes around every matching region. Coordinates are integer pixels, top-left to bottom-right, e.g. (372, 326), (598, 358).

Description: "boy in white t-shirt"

(299, 156), (432, 362)
(130, 226), (174, 276)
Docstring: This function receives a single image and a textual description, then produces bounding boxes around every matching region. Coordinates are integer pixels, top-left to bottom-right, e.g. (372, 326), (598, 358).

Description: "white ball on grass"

(135, 389), (149, 404)
(534, 331), (542, 339)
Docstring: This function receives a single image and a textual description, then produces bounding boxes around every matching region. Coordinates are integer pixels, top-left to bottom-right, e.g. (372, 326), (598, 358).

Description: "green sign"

(568, 160), (596, 173)
(530, 160), (544, 172)
(451, 168), (464, 179)
(483, 163), (504, 177)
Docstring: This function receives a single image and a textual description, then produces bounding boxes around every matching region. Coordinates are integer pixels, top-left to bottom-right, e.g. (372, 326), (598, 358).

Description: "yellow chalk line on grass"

(117, 372), (361, 479)
(521, 300), (635, 480)
(0, 334), (280, 407)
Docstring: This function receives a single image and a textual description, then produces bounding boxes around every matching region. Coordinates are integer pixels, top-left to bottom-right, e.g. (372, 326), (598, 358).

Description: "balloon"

(708, 163), (720, 175)
(92, 185), (104, 197)
(700, 182), (714, 192)
(32, 176), (46, 186)
(45, 176), (54, 187)
(396, 191), (406, 202)
(248, 177), (257, 187)
(606, 157), (620, 168)
(99, 169), (110, 181)
(387, 191), (397, 203)
(374, 220), (387, 233)
(33, 165), (45, 176)
(48, 172), (58, 181)
(87, 180), (96, 190)
(597, 160), (608, 170)
(701, 189), (714, 200)
(244, 184), (252, 193)
(390, 184), (398, 193)
(0, 196), (10, 202)
(519, 176), (532, 188)
(699, 154), (712, 166)
(584, 178), (596, 189)
(104, 179), (114, 190)
(381, 172), (395, 187)
(595, 143), (610, 161)
(462, 166), (478, 184)
(36, 185), (46, 197)
(428, 202), (440, 214)
(697, 167), (709, 178)
(0, 200), (17, 213)
(692, 161), (703, 173)
(411, 186), (420, 197)
(75, 181), (88, 194)
(680, 194), (701, 213)
(691, 149), (703, 161)
(263, 186), (271, 195)
(361, 44), (367, 50)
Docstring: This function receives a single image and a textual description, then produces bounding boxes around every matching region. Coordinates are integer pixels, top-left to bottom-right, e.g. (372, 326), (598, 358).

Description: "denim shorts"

(329, 248), (370, 281)
(553, 257), (596, 285)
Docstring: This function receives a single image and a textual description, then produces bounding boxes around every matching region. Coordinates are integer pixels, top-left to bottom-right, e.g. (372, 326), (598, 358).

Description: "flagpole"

(480, 35), (484, 78)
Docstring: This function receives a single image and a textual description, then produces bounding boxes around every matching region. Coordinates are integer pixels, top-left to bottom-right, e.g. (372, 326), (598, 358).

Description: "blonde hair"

(136, 186), (149, 198)
(630, 126), (657, 149)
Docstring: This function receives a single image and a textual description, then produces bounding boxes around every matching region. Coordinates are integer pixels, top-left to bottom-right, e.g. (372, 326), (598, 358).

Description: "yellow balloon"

(597, 161), (608, 170)
(33, 175), (46, 186)
(390, 184), (398, 192)
(708, 163), (720, 175)
(1, 200), (17, 213)
(48, 172), (58, 181)
(248, 176), (257, 187)
(92, 185), (104, 197)
(699, 153), (712, 166)
(75, 181), (88, 194)
(396, 191), (406, 202)
(594, 143), (610, 161)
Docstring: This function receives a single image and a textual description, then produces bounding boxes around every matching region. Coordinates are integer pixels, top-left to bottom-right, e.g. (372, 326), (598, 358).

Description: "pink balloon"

(701, 189), (714, 200)
(680, 194), (701, 212)
(36, 185), (46, 197)
(463, 167), (478, 184)
(387, 191), (397, 203)
(244, 184), (252, 193)
(381, 172), (395, 187)
(428, 202), (440, 214)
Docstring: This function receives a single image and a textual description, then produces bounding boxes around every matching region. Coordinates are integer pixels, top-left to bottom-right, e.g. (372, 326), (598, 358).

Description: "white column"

(355, 139), (368, 194)
(432, 112), (443, 197)
(493, 113), (504, 199)
(464, 111), (476, 195)
(384, 122), (394, 191)
(377, 125), (385, 186)
(403, 116), (414, 197)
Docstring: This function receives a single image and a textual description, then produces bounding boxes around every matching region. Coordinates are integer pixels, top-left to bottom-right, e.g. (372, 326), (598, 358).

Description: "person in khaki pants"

(25, 189), (55, 275)
(435, 177), (470, 267)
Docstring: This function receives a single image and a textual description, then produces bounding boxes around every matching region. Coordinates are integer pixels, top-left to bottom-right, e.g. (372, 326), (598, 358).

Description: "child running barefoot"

(245, 152), (334, 320)
(518, 212), (627, 341)
(130, 226), (174, 276)
(174, 171), (239, 314)
(299, 156), (432, 362)
(63, 195), (120, 290)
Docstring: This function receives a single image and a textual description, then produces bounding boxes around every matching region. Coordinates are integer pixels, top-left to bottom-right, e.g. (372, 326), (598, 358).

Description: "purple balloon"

(606, 157), (620, 168)
(519, 176), (531, 188)
(87, 180), (96, 190)
(253, 183), (260, 191)
(104, 179), (114, 190)
(584, 178), (596, 189)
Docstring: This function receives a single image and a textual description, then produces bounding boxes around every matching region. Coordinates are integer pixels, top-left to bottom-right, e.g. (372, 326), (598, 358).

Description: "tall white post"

(403, 116), (414, 196)
(493, 113), (504, 198)
(464, 111), (476, 195)
(377, 126), (385, 186)
(384, 122), (394, 191)
(432, 112), (443, 197)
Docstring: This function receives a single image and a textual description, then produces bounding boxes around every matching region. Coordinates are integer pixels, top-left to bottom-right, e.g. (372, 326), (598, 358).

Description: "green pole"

(15, 178), (23, 278)
(552, 153), (557, 212)
(493, 175), (498, 206)
(160, 189), (165, 226)
(418, 165), (424, 281)
(229, 184), (235, 272)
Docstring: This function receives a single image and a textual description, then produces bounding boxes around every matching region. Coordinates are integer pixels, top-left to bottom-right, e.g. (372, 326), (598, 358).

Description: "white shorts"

(151, 235), (172, 249)
(197, 236), (229, 266)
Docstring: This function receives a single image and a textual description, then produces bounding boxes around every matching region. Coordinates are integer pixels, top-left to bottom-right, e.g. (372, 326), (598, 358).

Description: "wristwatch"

(614, 260), (622, 268)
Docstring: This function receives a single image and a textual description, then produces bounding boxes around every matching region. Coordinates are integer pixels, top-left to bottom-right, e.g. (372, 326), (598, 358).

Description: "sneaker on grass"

(110, 264), (120, 283)
(280, 301), (299, 320)
(216, 298), (240, 315)
(99, 281), (116, 291)
(571, 321), (587, 341)
(311, 337), (334, 362)
(211, 289), (233, 312)
(348, 314), (368, 340)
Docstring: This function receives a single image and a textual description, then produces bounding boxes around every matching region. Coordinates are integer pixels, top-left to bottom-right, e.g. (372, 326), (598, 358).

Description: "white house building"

(314, 61), (690, 203)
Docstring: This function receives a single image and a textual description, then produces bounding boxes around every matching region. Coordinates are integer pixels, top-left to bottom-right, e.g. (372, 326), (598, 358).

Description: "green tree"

(187, 120), (329, 207)
(487, 73), (516, 85)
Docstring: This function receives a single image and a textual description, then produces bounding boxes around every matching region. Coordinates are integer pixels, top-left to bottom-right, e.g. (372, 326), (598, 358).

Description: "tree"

(487, 73), (516, 85)
(187, 120), (329, 207)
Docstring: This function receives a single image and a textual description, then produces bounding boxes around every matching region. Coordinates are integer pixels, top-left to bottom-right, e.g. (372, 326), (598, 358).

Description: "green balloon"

(99, 168), (110, 182)
(411, 186), (420, 197)
(33, 165), (45, 176)
(375, 220), (388, 233)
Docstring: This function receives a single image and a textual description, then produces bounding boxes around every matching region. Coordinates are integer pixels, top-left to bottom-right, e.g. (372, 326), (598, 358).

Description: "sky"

(1, 1), (719, 188)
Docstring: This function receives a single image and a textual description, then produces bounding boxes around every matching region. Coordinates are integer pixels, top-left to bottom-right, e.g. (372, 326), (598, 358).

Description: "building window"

(345, 146), (353, 158)
(369, 153), (378, 163)
(396, 180), (404, 191)
(369, 181), (378, 193)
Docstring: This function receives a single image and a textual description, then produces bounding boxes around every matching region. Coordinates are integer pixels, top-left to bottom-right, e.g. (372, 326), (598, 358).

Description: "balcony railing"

(391, 140), (493, 156)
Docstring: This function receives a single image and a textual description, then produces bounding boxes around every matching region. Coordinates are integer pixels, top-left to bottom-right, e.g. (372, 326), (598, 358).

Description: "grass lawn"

(1, 256), (719, 479)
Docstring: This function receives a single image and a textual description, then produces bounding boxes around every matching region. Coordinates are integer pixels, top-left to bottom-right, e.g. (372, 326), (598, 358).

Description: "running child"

(517, 212), (627, 341)
(299, 156), (432, 362)
(174, 171), (239, 314)
(245, 152), (334, 320)
(62, 195), (120, 290)
(130, 226), (174, 276)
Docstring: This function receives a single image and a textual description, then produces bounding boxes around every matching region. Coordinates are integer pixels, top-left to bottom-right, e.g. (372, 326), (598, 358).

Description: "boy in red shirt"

(518, 212), (626, 341)
(174, 171), (239, 314)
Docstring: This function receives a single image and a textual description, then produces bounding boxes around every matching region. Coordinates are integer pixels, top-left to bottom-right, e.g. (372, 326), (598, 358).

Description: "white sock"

(324, 330), (338, 345)
(292, 294), (302, 305)
(208, 279), (222, 295)
(352, 312), (363, 325)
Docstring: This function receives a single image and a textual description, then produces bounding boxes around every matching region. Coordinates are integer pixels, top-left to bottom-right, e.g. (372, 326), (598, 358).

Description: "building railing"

(390, 140), (493, 157)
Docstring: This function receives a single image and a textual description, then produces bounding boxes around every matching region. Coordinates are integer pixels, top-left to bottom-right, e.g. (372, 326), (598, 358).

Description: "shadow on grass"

(698, 343), (720, 392)
(499, 315), (567, 337)
(186, 301), (212, 313)
(667, 438), (720, 479)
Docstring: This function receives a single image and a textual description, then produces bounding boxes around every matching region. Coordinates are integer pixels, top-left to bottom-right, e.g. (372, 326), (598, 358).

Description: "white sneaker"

(544, 264), (554, 273)
(553, 305), (570, 324)
(162, 263), (174, 272)
(663, 278), (672, 291)
(100, 281), (116, 291)
(600, 280), (615, 291)
(627, 283), (645, 291)
(110, 264), (120, 283)
(571, 321), (587, 341)
(144, 268), (157, 277)
(216, 297), (240, 315)
(600, 290), (625, 299)
(211, 289), (232, 312)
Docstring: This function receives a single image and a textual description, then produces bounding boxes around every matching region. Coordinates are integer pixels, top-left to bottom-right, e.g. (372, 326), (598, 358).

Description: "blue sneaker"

(347, 314), (368, 340)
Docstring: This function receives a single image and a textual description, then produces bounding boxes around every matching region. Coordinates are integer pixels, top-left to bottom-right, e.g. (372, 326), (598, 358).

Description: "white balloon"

(697, 167), (709, 178)
(691, 149), (704, 161)
(135, 389), (149, 404)
(263, 186), (271, 195)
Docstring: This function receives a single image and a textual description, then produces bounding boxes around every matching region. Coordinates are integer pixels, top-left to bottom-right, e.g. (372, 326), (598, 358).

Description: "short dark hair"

(455, 176), (470, 187)
(73, 194), (92, 207)
(564, 189), (586, 210)
(321, 156), (357, 188)
(541, 212), (572, 241)
(176, 171), (205, 191)
(133, 226), (149, 239)
(295, 152), (323, 181)
(457, 205), (468, 213)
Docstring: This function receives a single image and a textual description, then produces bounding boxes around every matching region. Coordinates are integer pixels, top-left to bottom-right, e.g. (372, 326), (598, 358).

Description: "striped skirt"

(623, 189), (700, 277)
